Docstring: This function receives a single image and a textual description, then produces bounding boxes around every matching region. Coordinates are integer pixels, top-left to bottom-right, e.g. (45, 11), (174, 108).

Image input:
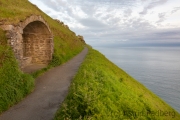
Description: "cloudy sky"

(29, 0), (180, 47)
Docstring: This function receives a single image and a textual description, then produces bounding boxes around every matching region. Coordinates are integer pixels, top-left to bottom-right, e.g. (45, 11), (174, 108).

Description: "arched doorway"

(22, 21), (52, 67)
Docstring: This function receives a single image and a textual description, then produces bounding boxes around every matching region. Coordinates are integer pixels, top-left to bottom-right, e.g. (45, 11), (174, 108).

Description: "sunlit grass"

(54, 46), (180, 120)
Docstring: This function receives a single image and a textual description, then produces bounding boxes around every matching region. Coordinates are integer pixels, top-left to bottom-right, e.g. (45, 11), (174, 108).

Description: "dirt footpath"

(0, 47), (88, 120)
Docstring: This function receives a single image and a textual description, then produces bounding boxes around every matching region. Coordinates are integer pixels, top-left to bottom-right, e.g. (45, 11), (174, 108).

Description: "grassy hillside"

(0, 0), (84, 113)
(54, 46), (180, 120)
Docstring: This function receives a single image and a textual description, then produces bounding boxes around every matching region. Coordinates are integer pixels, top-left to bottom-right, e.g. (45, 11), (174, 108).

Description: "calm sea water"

(94, 46), (180, 113)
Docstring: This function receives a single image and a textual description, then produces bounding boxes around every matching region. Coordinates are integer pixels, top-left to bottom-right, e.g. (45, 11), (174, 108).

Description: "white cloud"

(139, 0), (168, 15)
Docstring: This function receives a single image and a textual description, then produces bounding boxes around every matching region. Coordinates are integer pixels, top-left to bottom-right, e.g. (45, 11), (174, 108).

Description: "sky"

(29, 0), (180, 47)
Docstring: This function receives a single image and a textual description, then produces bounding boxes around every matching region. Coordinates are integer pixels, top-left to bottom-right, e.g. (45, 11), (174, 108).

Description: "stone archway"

(22, 21), (52, 66)
(0, 15), (53, 69)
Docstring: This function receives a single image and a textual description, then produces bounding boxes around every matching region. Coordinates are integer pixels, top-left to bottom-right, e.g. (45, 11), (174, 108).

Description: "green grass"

(0, 29), (34, 113)
(0, 0), (84, 114)
(54, 46), (180, 120)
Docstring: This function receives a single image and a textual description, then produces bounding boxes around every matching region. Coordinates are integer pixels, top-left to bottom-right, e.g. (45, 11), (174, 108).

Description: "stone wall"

(0, 15), (53, 69)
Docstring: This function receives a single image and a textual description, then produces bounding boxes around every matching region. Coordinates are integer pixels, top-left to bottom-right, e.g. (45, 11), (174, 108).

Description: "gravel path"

(0, 47), (88, 120)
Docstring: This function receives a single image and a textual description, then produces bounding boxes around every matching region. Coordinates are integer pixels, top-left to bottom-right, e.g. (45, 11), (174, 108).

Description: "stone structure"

(77, 35), (86, 44)
(0, 15), (53, 68)
(54, 19), (69, 29)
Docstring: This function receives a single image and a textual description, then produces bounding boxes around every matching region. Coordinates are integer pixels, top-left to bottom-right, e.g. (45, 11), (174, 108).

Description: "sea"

(94, 46), (180, 113)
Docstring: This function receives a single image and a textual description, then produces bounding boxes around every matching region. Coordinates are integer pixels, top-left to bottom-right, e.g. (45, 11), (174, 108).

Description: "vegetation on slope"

(0, 29), (34, 113)
(54, 46), (180, 120)
(0, 0), (84, 113)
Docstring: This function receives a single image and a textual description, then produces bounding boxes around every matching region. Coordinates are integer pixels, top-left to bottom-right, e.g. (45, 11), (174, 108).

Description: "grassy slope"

(54, 46), (180, 120)
(0, 28), (34, 113)
(0, 0), (84, 113)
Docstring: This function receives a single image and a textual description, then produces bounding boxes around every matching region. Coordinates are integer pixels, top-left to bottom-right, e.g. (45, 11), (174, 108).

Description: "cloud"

(171, 7), (180, 14)
(140, 0), (168, 15)
(124, 8), (132, 17)
(79, 18), (108, 28)
(153, 28), (180, 39)
(157, 12), (166, 23)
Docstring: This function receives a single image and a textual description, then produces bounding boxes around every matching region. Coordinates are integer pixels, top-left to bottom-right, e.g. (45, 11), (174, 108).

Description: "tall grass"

(54, 46), (180, 120)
